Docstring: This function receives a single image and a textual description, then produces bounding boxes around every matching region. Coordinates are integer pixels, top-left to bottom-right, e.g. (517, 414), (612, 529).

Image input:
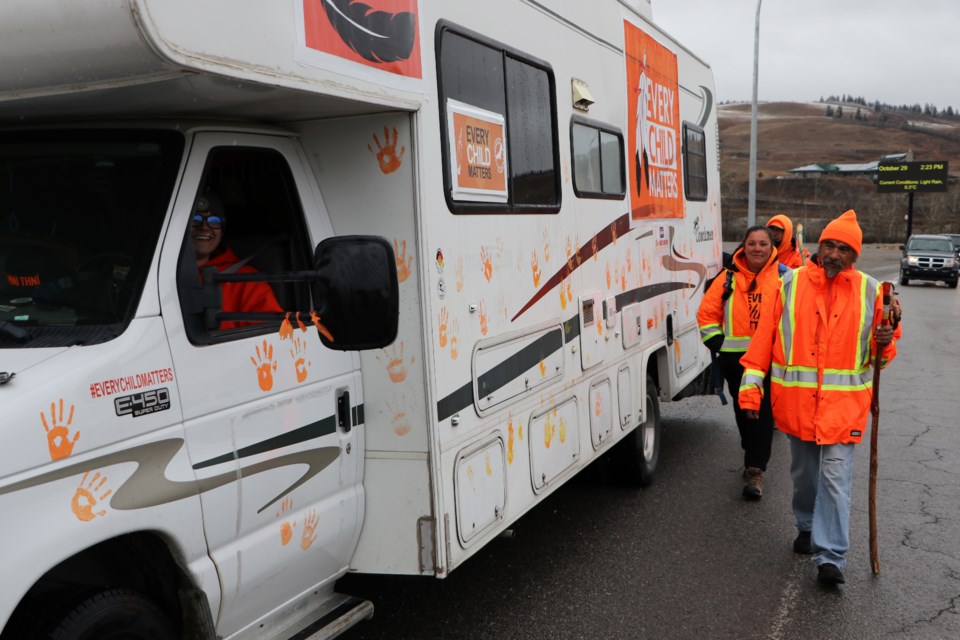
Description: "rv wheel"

(48, 588), (177, 640)
(614, 375), (661, 487)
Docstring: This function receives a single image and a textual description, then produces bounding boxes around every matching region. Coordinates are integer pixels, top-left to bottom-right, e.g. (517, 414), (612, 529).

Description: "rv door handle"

(337, 390), (352, 432)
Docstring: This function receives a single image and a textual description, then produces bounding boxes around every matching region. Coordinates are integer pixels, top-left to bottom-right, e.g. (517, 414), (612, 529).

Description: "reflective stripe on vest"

(856, 275), (879, 369)
(770, 363), (818, 387)
(700, 323), (722, 342)
(721, 277), (751, 352)
(740, 368), (766, 394)
(779, 269), (797, 364)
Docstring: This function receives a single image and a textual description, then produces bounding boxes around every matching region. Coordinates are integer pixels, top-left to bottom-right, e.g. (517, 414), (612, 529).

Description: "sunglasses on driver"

(190, 214), (226, 230)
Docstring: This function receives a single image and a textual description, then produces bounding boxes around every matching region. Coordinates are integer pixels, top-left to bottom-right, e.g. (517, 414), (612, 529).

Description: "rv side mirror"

(311, 235), (399, 351)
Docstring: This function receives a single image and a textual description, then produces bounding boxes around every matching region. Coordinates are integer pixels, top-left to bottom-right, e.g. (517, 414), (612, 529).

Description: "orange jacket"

(738, 264), (902, 445)
(201, 247), (283, 330)
(697, 247), (782, 353)
(767, 214), (810, 268)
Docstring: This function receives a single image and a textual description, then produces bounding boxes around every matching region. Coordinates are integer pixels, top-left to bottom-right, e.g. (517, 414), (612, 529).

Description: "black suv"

(900, 234), (959, 288)
(945, 233), (960, 256)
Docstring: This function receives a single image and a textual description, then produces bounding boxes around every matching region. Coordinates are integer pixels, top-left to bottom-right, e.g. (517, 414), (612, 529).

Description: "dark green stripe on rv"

(192, 405), (363, 470)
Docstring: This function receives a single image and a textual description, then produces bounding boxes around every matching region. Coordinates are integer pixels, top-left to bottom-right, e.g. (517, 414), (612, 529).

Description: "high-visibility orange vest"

(738, 264), (901, 445)
(697, 247), (782, 353)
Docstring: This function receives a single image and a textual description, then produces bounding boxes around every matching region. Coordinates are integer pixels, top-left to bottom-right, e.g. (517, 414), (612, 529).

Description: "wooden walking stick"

(869, 281), (893, 575)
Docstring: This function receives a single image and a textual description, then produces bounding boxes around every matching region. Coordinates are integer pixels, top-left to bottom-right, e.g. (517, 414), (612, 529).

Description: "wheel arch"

(2, 531), (215, 640)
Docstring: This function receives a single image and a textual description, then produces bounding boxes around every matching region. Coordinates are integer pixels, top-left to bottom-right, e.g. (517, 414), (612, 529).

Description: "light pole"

(747, 0), (762, 227)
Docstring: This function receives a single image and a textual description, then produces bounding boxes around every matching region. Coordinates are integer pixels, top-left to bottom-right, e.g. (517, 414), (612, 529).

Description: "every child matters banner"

(624, 21), (683, 219)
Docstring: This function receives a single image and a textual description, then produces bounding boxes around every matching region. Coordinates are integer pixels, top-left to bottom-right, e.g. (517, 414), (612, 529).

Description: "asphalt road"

(337, 248), (960, 640)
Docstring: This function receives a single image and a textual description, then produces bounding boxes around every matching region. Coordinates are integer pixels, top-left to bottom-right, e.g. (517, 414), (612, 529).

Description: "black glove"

(704, 334), (724, 354)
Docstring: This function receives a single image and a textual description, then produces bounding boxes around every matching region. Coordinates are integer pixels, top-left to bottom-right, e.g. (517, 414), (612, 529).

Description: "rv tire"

(48, 588), (177, 640)
(614, 375), (661, 487)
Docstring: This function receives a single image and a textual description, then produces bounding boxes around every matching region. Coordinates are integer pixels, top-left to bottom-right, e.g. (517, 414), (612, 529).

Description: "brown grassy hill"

(718, 101), (960, 242)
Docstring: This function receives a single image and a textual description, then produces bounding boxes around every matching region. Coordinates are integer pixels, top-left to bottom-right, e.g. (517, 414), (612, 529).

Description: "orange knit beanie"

(818, 209), (862, 255)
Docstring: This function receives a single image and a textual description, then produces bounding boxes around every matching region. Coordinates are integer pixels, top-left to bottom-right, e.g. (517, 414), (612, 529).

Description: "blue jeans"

(787, 434), (856, 569)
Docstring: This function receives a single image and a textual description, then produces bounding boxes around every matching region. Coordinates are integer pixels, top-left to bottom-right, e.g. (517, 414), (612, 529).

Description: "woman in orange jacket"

(739, 210), (901, 585)
(697, 226), (783, 500)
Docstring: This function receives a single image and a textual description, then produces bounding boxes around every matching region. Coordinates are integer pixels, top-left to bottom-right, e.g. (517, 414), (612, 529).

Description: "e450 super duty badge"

(114, 388), (171, 418)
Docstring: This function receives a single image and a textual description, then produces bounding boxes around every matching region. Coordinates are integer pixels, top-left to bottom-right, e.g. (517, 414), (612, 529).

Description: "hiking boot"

(793, 530), (813, 555)
(817, 563), (845, 585)
(742, 467), (764, 501)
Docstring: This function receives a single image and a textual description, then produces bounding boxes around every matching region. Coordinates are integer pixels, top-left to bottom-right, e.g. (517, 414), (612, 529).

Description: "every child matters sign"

(624, 21), (683, 220)
(447, 99), (508, 203)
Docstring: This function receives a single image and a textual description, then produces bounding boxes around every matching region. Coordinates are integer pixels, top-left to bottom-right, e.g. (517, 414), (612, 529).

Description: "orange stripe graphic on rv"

(511, 215), (631, 321)
(625, 21), (683, 219)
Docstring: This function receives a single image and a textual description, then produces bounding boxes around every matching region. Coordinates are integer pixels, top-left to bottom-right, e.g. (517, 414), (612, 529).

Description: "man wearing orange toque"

(739, 210), (902, 585)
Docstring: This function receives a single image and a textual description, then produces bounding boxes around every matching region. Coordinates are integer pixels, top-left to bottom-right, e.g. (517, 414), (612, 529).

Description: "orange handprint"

(289, 335), (311, 383)
(277, 497), (296, 546)
(539, 360), (546, 377)
(378, 341), (414, 383)
(559, 280), (568, 310)
(544, 413), (555, 449)
(386, 398), (412, 436)
(250, 340), (278, 391)
(438, 306), (449, 348)
(368, 126), (405, 174)
(531, 250), (541, 287)
(40, 398), (79, 461)
(449, 319), (460, 360)
(480, 246), (494, 283)
(455, 257), (464, 292)
(611, 221), (618, 246)
(559, 416), (567, 444)
(595, 392), (602, 417)
(542, 228), (551, 263)
(606, 263), (612, 289)
(301, 509), (319, 550)
(592, 236), (599, 261)
(479, 301), (488, 336)
(71, 471), (112, 522)
(507, 414), (515, 465)
(393, 239), (413, 283)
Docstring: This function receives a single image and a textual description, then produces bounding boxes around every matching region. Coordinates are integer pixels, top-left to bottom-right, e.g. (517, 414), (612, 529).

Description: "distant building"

(787, 152), (913, 178)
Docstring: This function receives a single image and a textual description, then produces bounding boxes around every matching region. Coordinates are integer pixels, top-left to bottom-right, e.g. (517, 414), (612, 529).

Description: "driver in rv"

(191, 190), (282, 329)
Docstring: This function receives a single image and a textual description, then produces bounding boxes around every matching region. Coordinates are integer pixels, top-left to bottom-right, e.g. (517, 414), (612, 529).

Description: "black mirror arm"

(212, 270), (322, 285)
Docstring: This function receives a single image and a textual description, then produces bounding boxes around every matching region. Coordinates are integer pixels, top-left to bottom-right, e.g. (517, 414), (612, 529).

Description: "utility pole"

(747, 0), (762, 227)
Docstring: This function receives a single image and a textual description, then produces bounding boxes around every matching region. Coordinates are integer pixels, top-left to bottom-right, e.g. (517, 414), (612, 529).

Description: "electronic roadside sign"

(877, 161), (949, 193)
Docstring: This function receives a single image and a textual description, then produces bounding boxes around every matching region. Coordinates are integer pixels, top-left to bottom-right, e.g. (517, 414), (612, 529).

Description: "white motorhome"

(0, 1), (723, 638)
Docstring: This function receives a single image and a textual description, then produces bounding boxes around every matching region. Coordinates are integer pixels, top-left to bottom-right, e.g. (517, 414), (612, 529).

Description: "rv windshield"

(0, 130), (184, 347)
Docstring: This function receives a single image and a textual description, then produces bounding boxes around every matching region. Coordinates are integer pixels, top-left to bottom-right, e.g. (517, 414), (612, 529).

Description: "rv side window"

(682, 123), (708, 201)
(571, 120), (625, 199)
(177, 147), (313, 345)
(438, 25), (560, 214)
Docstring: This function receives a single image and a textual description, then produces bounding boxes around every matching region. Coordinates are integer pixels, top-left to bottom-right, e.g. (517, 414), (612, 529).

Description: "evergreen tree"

(825, 105), (834, 117)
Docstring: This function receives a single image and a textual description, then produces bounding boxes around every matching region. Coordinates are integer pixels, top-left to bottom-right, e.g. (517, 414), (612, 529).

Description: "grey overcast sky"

(651, 0), (960, 111)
